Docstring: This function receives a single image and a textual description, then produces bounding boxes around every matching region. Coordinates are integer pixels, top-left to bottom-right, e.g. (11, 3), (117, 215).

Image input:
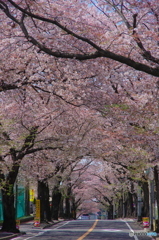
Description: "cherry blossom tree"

(69, 160), (101, 218)
(0, 89), (67, 231)
(1, 0), (159, 232)
(0, 0), (159, 77)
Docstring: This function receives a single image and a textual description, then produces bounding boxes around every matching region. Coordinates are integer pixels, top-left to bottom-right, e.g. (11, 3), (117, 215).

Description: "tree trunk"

(124, 192), (134, 218)
(64, 178), (72, 219)
(25, 183), (30, 216)
(1, 185), (19, 233)
(108, 204), (113, 219)
(133, 193), (137, 218)
(154, 166), (159, 232)
(117, 198), (123, 218)
(59, 198), (64, 219)
(38, 180), (51, 222)
(141, 181), (149, 218)
(65, 184), (72, 219)
(51, 182), (62, 220)
(71, 196), (77, 220)
(65, 197), (71, 219)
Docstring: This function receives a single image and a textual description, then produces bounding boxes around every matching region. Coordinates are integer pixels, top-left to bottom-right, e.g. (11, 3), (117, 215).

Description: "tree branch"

(1, 1), (159, 77)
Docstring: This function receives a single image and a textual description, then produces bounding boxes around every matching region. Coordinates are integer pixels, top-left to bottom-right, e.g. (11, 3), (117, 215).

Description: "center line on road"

(76, 219), (98, 240)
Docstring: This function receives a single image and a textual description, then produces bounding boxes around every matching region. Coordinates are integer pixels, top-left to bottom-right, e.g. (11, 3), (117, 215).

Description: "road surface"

(14, 219), (153, 240)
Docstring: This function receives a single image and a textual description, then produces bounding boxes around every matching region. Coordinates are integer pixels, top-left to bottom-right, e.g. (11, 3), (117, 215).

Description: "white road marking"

(14, 221), (70, 240)
(53, 221), (70, 229)
(122, 220), (139, 240)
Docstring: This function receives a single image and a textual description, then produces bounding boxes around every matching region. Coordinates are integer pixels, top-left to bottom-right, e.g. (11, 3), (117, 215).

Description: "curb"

(0, 231), (26, 240)
(42, 220), (61, 229)
(0, 220), (63, 239)
(0, 233), (19, 240)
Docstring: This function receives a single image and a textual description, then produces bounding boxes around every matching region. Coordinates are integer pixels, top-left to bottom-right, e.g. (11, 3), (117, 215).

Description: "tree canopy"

(0, 0), (159, 77)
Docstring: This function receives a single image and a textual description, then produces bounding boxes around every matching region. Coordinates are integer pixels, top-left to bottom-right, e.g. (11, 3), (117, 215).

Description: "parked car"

(80, 214), (90, 220)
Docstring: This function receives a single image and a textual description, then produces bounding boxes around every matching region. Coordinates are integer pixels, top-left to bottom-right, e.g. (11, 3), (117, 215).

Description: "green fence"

(0, 185), (27, 221)
(16, 186), (26, 219)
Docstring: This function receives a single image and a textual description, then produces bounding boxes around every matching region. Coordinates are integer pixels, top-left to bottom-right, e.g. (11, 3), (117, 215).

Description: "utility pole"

(144, 168), (154, 231)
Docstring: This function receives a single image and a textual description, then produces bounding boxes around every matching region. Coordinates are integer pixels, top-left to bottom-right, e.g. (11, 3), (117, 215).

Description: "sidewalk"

(0, 217), (61, 240)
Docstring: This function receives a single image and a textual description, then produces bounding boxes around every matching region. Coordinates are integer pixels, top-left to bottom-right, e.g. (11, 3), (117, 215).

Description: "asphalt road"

(14, 219), (153, 240)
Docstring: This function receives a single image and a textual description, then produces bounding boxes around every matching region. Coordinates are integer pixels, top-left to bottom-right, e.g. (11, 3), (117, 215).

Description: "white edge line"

(15, 221), (70, 240)
(54, 221), (70, 229)
(122, 220), (139, 240)
(15, 232), (44, 240)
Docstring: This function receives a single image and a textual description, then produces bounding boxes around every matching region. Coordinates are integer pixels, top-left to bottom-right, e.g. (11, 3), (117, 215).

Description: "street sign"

(30, 189), (35, 202)
(34, 199), (40, 226)
(142, 217), (149, 227)
(16, 219), (20, 229)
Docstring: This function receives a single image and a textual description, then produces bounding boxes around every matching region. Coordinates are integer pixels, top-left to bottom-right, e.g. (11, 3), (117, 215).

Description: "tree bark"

(124, 192), (134, 218)
(117, 198), (123, 218)
(133, 193), (137, 218)
(154, 166), (159, 232)
(1, 185), (19, 233)
(38, 180), (51, 222)
(65, 197), (71, 219)
(64, 184), (72, 219)
(51, 178), (62, 220)
(107, 204), (113, 219)
(71, 196), (77, 220)
(59, 198), (64, 219)
(25, 183), (30, 216)
(141, 181), (149, 218)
